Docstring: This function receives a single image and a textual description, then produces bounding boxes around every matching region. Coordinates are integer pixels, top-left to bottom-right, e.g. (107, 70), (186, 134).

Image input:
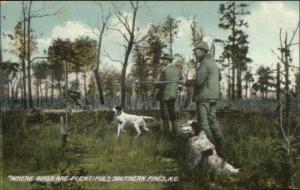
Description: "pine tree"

(217, 2), (251, 100)
(160, 15), (180, 56)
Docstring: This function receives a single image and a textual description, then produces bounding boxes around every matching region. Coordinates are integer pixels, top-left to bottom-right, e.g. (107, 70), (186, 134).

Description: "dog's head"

(113, 106), (122, 116)
(180, 120), (200, 137)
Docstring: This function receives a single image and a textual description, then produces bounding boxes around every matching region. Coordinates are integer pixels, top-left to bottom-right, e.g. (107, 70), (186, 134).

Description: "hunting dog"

(180, 120), (239, 174)
(113, 106), (153, 137)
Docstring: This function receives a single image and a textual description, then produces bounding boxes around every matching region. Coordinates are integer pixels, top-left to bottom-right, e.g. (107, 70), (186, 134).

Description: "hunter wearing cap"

(156, 53), (182, 136)
(182, 41), (224, 157)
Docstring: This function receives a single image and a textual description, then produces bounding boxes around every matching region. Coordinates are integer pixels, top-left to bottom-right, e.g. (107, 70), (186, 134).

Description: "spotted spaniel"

(180, 120), (239, 174)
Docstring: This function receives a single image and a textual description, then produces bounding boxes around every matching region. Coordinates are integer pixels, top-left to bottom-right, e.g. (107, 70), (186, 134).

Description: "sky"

(1, 1), (300, 90)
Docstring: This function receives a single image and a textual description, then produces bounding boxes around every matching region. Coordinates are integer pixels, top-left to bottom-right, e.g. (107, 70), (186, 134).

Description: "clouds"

(249, 2), (298, 32)
(173, 16), (216, 60)
(35, 21), (97, 55)
(51, 21), (96, 40)
(3, 1), (299, 81)
(247, 2), (299, 71)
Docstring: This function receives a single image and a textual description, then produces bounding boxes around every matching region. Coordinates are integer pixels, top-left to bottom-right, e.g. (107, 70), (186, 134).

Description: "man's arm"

(184, 64), (209, 87)
(195, 63), (209, 87)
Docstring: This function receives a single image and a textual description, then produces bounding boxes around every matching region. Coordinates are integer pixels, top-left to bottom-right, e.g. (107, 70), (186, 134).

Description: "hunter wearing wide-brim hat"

(155, 53), (182, 136)
(182, 41), (224, 157)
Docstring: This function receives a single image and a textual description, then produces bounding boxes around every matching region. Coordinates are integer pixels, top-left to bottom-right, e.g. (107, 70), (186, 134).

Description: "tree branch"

(135, 33), (149, 44)
(271, 50), (285, 63)
(288, 42), (300, 47)
(108, 27), (129, 42)
(104, 50), (123, 64)
(111, 3), (131, 34)
(288, 22), (300, 46)
(30, 8), (62, 18)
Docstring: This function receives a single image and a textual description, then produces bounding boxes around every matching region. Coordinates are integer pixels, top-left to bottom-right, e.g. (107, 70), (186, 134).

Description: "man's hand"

(179, 78), (187, 85)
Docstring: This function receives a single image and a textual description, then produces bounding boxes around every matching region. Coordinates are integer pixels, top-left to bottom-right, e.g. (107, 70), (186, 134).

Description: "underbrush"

(1, 111), (299, 189)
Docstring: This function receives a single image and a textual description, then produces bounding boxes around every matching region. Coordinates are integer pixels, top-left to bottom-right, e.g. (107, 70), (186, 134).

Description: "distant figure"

(182, 41), (224, 157)
(155, 53), (182, 136)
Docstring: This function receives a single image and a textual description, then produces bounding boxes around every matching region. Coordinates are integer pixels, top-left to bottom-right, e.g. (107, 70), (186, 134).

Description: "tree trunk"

(231, 3), (236, 100)
(93, 70), (105, 105)
(237, 63), (242, 99)
(276, 63), (281, 101)
(39, 82), (43, 107)
(45, 82), (48, 107)
(51, 72), (54, 107)
(231, 66), (235, 100)
(27, 2), (33, 109)
(120, 3), (137, 108)
(15, 80), (20, 101)
(284, 40), (290, 132)
(121, 37), (134, 109)
(22, 5), (27, 109)
(19, 72), (24, 106)
(36, 78), (39, 107)
(227, 63), (231, 99)
(83, 73), (88, 105)
(121, 66), (127, 108)
(64, 61), (68, 97)
(0, 3), (2, 63)
(92, 13), (108, 106)
(245, 80), (248, 99)
(169, 19), (173, 56)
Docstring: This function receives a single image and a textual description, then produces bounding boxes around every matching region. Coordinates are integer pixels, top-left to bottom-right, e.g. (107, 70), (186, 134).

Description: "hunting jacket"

(186, 54), (220, 102)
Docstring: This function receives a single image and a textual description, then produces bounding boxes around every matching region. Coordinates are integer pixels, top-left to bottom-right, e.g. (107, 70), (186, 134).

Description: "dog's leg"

(141, 120), (150, 132)
(134, 123), (141, 138)
(117, 121), (125, 138)
(117, 124), (121, 137)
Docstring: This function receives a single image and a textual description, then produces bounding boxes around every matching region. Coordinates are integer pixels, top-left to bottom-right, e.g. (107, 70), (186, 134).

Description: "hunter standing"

(183, 41), (224, 157)
(156, 53), (182, 136)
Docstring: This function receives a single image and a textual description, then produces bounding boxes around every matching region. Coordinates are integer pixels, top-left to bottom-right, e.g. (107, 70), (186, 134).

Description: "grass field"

(1, 111), (299, 190)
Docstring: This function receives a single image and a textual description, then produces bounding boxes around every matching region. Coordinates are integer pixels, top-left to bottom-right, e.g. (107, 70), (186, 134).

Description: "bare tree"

(109, 1), (147, 108)
(23, 1), (62, 108)
(272, 22), (300, 189)
(272, 23), (299, 129)
(91, 2), (111, 105)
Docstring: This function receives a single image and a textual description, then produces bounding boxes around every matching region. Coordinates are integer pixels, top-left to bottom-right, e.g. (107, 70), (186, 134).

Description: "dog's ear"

(202, 148), (213, 157)
(114, 106), (122, 115)
(115, 106), (122, 111)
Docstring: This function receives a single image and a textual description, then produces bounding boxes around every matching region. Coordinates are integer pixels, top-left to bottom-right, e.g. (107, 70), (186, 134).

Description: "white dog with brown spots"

(180, 120), (239, 174)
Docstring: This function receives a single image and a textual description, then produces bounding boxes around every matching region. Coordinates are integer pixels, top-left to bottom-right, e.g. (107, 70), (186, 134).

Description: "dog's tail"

(142, 116), (154, 120)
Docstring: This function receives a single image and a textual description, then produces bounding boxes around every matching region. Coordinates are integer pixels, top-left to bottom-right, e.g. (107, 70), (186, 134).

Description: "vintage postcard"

(1, 1), (299, 189)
